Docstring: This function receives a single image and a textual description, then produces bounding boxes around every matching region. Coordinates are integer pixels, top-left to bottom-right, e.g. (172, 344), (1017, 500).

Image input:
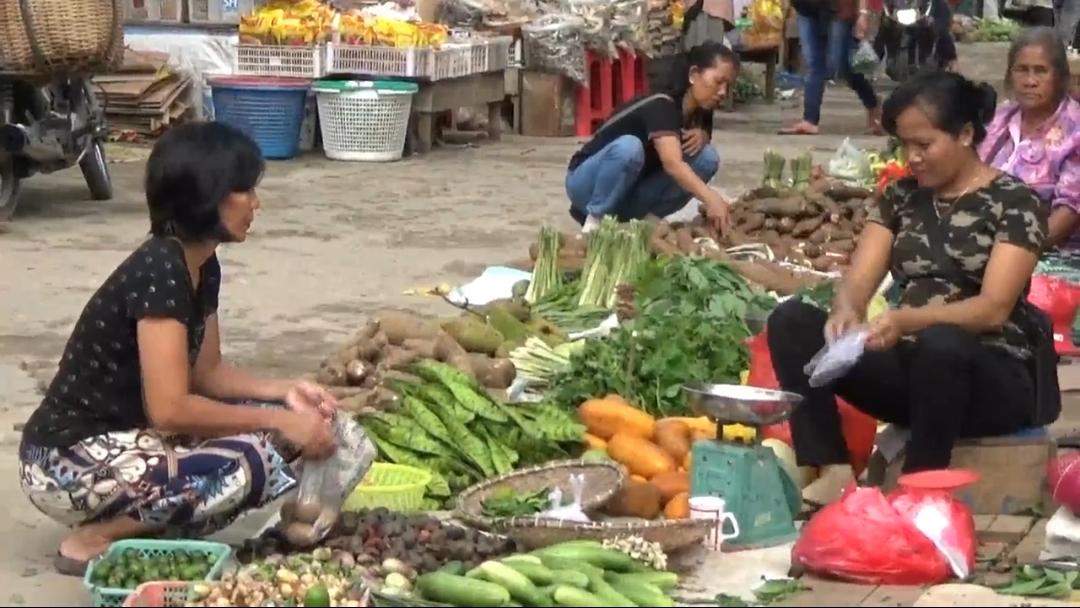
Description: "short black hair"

(666, 41), (741, 100)
(145, 121), (264, 241)
(881, 71), (998, 145)
(1006, 26), (1070, 105)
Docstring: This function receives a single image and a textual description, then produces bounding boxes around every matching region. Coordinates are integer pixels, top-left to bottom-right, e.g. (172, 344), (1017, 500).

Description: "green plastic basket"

(343, 462), (432, 512)
(83, 539), (231, 607)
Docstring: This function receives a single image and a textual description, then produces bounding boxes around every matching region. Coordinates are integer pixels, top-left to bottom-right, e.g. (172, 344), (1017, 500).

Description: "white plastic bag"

(804, 329), (868, 387)
(827, 138), (872, 183)
(540, 473), (591, 522)
(294, 415), (378, 541)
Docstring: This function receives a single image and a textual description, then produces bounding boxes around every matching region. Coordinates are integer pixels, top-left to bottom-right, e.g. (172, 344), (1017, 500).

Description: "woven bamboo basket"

(453, 459), (625, 530)
(0, 0), (123, 76)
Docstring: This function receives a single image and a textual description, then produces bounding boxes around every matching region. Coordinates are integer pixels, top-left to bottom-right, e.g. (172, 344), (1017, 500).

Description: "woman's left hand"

(865, 309), (913, 351)
(285, 380), (339, 418)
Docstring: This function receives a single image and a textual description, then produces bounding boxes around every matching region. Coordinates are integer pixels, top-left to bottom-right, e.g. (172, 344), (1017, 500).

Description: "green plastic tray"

(83, 539), (231, 607)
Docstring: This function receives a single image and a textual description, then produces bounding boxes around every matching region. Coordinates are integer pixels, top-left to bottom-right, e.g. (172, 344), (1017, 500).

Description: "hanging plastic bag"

(792, 486), (975, 585)
(284, 415), (378, 546)
(523, 14), (588, 84)
(747, 330), (877, 476)
(850, 41), (880, 75)
(803, 329), (868, 388)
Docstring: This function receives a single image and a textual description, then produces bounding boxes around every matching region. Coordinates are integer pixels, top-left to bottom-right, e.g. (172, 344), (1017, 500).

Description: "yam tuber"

(792, 216), (825, 238)
(402, 338), (438, 359)
(316, 362), (347, 386)
(345, 359), (370, 385)
(674, 227), (696, 254)
(469, 354), (516, 389)
(742, 212), (766, 232)
(380, 347), (420, 370)
(826, 183), (873, 201)
(434, 330), (470, 363)
(650, 235), (680, 257)
(803, 243), (823, 258)
(753, 196), (807, 217)
(763, 217), (778, 231)
(377, 311), (441, 345)
(824, 239), (856, 253)
(652, 221), (672, 239)
(778, 217), (797, 234)
(811, 256), (834, 272)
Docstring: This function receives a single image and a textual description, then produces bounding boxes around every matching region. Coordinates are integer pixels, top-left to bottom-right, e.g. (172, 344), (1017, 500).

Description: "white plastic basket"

(314, 80), (417, 162)
(325, 37), (514, 80)
(234, 44), (324, 78)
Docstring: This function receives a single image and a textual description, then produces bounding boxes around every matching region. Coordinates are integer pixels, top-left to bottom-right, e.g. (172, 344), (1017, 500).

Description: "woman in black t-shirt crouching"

(566, 42), (739, 232)
(19, 122), (338, 574)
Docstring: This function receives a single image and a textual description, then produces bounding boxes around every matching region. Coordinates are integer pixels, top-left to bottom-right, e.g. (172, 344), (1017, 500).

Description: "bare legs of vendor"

(566, 135), (720, 228)
(58, 516), (157, 570)
(767, 299), (1037, 507)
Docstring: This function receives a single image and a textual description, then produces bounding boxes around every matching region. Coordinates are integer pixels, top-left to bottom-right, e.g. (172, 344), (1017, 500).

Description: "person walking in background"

(1057, 0), (1079, 49)
(780, 0), (882, 135)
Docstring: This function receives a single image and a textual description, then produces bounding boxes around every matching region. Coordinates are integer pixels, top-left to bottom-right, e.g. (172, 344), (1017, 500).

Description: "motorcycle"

(874, 0), (938, 82)
(0, 76), (112, 221)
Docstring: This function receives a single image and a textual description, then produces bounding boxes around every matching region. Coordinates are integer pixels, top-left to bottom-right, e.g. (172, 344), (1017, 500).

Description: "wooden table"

(726, 41), (780, 110)
(409, 71), (506, 154)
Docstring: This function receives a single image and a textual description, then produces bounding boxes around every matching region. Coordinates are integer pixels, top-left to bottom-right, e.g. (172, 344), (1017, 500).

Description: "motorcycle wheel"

(0, 157), (20, 221)
(80, 139), (112, 201)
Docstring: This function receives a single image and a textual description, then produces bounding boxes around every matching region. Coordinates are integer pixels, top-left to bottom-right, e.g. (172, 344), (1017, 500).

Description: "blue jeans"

(565, 135), (720, 221)
(798, 13), (879, 125)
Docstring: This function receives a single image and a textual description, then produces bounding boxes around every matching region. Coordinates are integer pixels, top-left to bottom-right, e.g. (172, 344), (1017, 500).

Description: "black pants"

(767, 299), (1037, 473)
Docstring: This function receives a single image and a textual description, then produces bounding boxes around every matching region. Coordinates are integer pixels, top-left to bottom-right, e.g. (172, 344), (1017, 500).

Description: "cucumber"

(535, 555), (603, 579)
(465, 566), (485, 579)
(416, 572), (511, 607)
(550, 569), (590, 589)
(606, 570), (679, 591)
(585, 571), (636, 607)
(534, 544), (634, 572)
(552, 585), (607, 607)
(607, 579), (674, 608)
(501, 554), (544, 566)
(477, 561), (549, 606)
(503, 561), (556, 586)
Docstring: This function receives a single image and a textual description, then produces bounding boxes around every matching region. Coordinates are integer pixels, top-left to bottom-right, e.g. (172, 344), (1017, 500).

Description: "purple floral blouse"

(979, 98), (1080, 249)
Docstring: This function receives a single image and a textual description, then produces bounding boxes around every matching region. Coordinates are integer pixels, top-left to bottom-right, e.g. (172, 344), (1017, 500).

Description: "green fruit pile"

(90, 548), (216, 589)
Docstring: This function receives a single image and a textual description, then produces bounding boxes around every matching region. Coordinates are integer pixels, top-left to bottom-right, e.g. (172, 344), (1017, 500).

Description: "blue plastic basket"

(83, 539), (232, 607)
(210, 76), (310, 160)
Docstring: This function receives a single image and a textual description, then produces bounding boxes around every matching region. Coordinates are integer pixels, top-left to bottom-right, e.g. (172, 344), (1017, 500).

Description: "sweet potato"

(811, 256), (834, 272)
(824, 238), (856, 253)
(826, 183), (873, 201)
(578, 397), (656, 440)
(754, 196), (807, 217)
(778, 217), (797, 234)
(808, 224), (832, 244)
(761, 229), (782, 243)
(607, 434), (676, 479)
(651, 471), (691, 502)
(607, 482), (663, 519)
(654, 420), (692, 460)
(763, 217), (778, 231)
(792, 215), (825, 238)
(803, 243), (823, 258)
(377, 311), (440, 345)
(731, 260), (806, 295)
(741, 212), (766, 233)
(818, 197), (844, 222)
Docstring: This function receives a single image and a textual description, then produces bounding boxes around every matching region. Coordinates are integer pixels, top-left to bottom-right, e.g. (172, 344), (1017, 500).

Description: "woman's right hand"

(824, 305), (863, 344)
(278, 409), (336, 460)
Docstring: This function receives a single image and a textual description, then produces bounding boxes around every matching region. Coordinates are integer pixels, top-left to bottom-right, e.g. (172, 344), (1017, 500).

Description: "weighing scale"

(684, 383), (803, 551)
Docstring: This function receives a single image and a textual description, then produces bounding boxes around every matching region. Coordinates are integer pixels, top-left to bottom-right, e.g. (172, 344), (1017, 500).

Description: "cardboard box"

(520, 71), (576, 137)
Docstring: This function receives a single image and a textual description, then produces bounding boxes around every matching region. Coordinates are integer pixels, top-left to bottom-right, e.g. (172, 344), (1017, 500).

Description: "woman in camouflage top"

(768, 72), (1055, 508)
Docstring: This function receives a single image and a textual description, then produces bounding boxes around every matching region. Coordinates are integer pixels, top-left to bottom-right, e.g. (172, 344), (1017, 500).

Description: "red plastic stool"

(574, 51), (615, 137)
(1029, 274), (1080, 356)
(613, 49), (647, 106)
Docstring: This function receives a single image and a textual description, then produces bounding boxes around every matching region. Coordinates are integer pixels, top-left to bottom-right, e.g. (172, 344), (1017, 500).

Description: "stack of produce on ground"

(352, 359), (585, 506)
(724, 180), (875, 273)
(186, 548), (367, 607)
(548, 256), (772, 416)
(390, 540), (680, 607)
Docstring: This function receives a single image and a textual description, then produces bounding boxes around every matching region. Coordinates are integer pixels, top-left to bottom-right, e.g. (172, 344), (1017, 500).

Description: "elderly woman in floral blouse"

(980, 27), (1080, 249)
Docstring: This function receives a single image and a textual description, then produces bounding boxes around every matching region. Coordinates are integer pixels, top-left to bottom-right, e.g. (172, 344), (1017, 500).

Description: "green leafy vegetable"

(481, 487), (551, 518)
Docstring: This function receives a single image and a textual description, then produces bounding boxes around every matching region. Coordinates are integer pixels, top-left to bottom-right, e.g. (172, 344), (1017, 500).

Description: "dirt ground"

(0, 42), (1053, 606)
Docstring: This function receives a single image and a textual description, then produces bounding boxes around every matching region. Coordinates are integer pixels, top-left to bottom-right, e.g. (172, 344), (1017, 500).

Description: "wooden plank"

(982, 515), (1035, 544)
(1006, 519), (1048, 565)
(775, 578), (876, 607)
(859, 585), (927, 607)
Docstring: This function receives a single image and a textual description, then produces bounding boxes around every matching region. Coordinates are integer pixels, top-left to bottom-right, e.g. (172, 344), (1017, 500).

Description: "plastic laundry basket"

(313, 79), (418, 162)
(209, 76), (310, 160)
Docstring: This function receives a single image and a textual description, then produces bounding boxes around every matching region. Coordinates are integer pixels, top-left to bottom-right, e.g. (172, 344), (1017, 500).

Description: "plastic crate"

(325, 44), (432, 78)
(83, 540), (231, 607)
(343, 462), (431, 512)
(121, 582), (190, 607)
(314, 79), (417, 162)
(187, 0), (261, 24)
(234, 44), (324, 79)
(209, 76), (311, 159)
(475, 36), (513, 72)
(120, 0), (183, 23)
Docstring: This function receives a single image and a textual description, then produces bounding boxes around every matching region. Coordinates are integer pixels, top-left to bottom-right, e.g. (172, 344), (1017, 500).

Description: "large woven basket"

(489, 516), (714, 553)
(0, 0), (123, 76)
(453, 459), (625, 530)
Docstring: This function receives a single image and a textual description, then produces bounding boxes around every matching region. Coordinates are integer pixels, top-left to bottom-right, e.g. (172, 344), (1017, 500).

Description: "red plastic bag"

(1048, 452), (1080, 514)
(791, 486), (975, 585)
(1028, 274), (1080, 355)
(747, 331), (877, 476)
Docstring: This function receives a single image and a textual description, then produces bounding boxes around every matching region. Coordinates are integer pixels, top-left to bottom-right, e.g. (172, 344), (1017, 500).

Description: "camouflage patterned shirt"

(868, 174), (1049, 357)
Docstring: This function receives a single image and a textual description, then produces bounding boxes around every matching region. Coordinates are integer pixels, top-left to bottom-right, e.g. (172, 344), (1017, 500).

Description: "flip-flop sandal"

(778, 127), (819, 136)
(54, 552), (89, 577)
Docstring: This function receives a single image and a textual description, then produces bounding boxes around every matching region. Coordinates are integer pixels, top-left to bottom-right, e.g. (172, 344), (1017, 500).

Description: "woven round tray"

(453, 459), (624, 530)
(490, 516), (713, 552)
